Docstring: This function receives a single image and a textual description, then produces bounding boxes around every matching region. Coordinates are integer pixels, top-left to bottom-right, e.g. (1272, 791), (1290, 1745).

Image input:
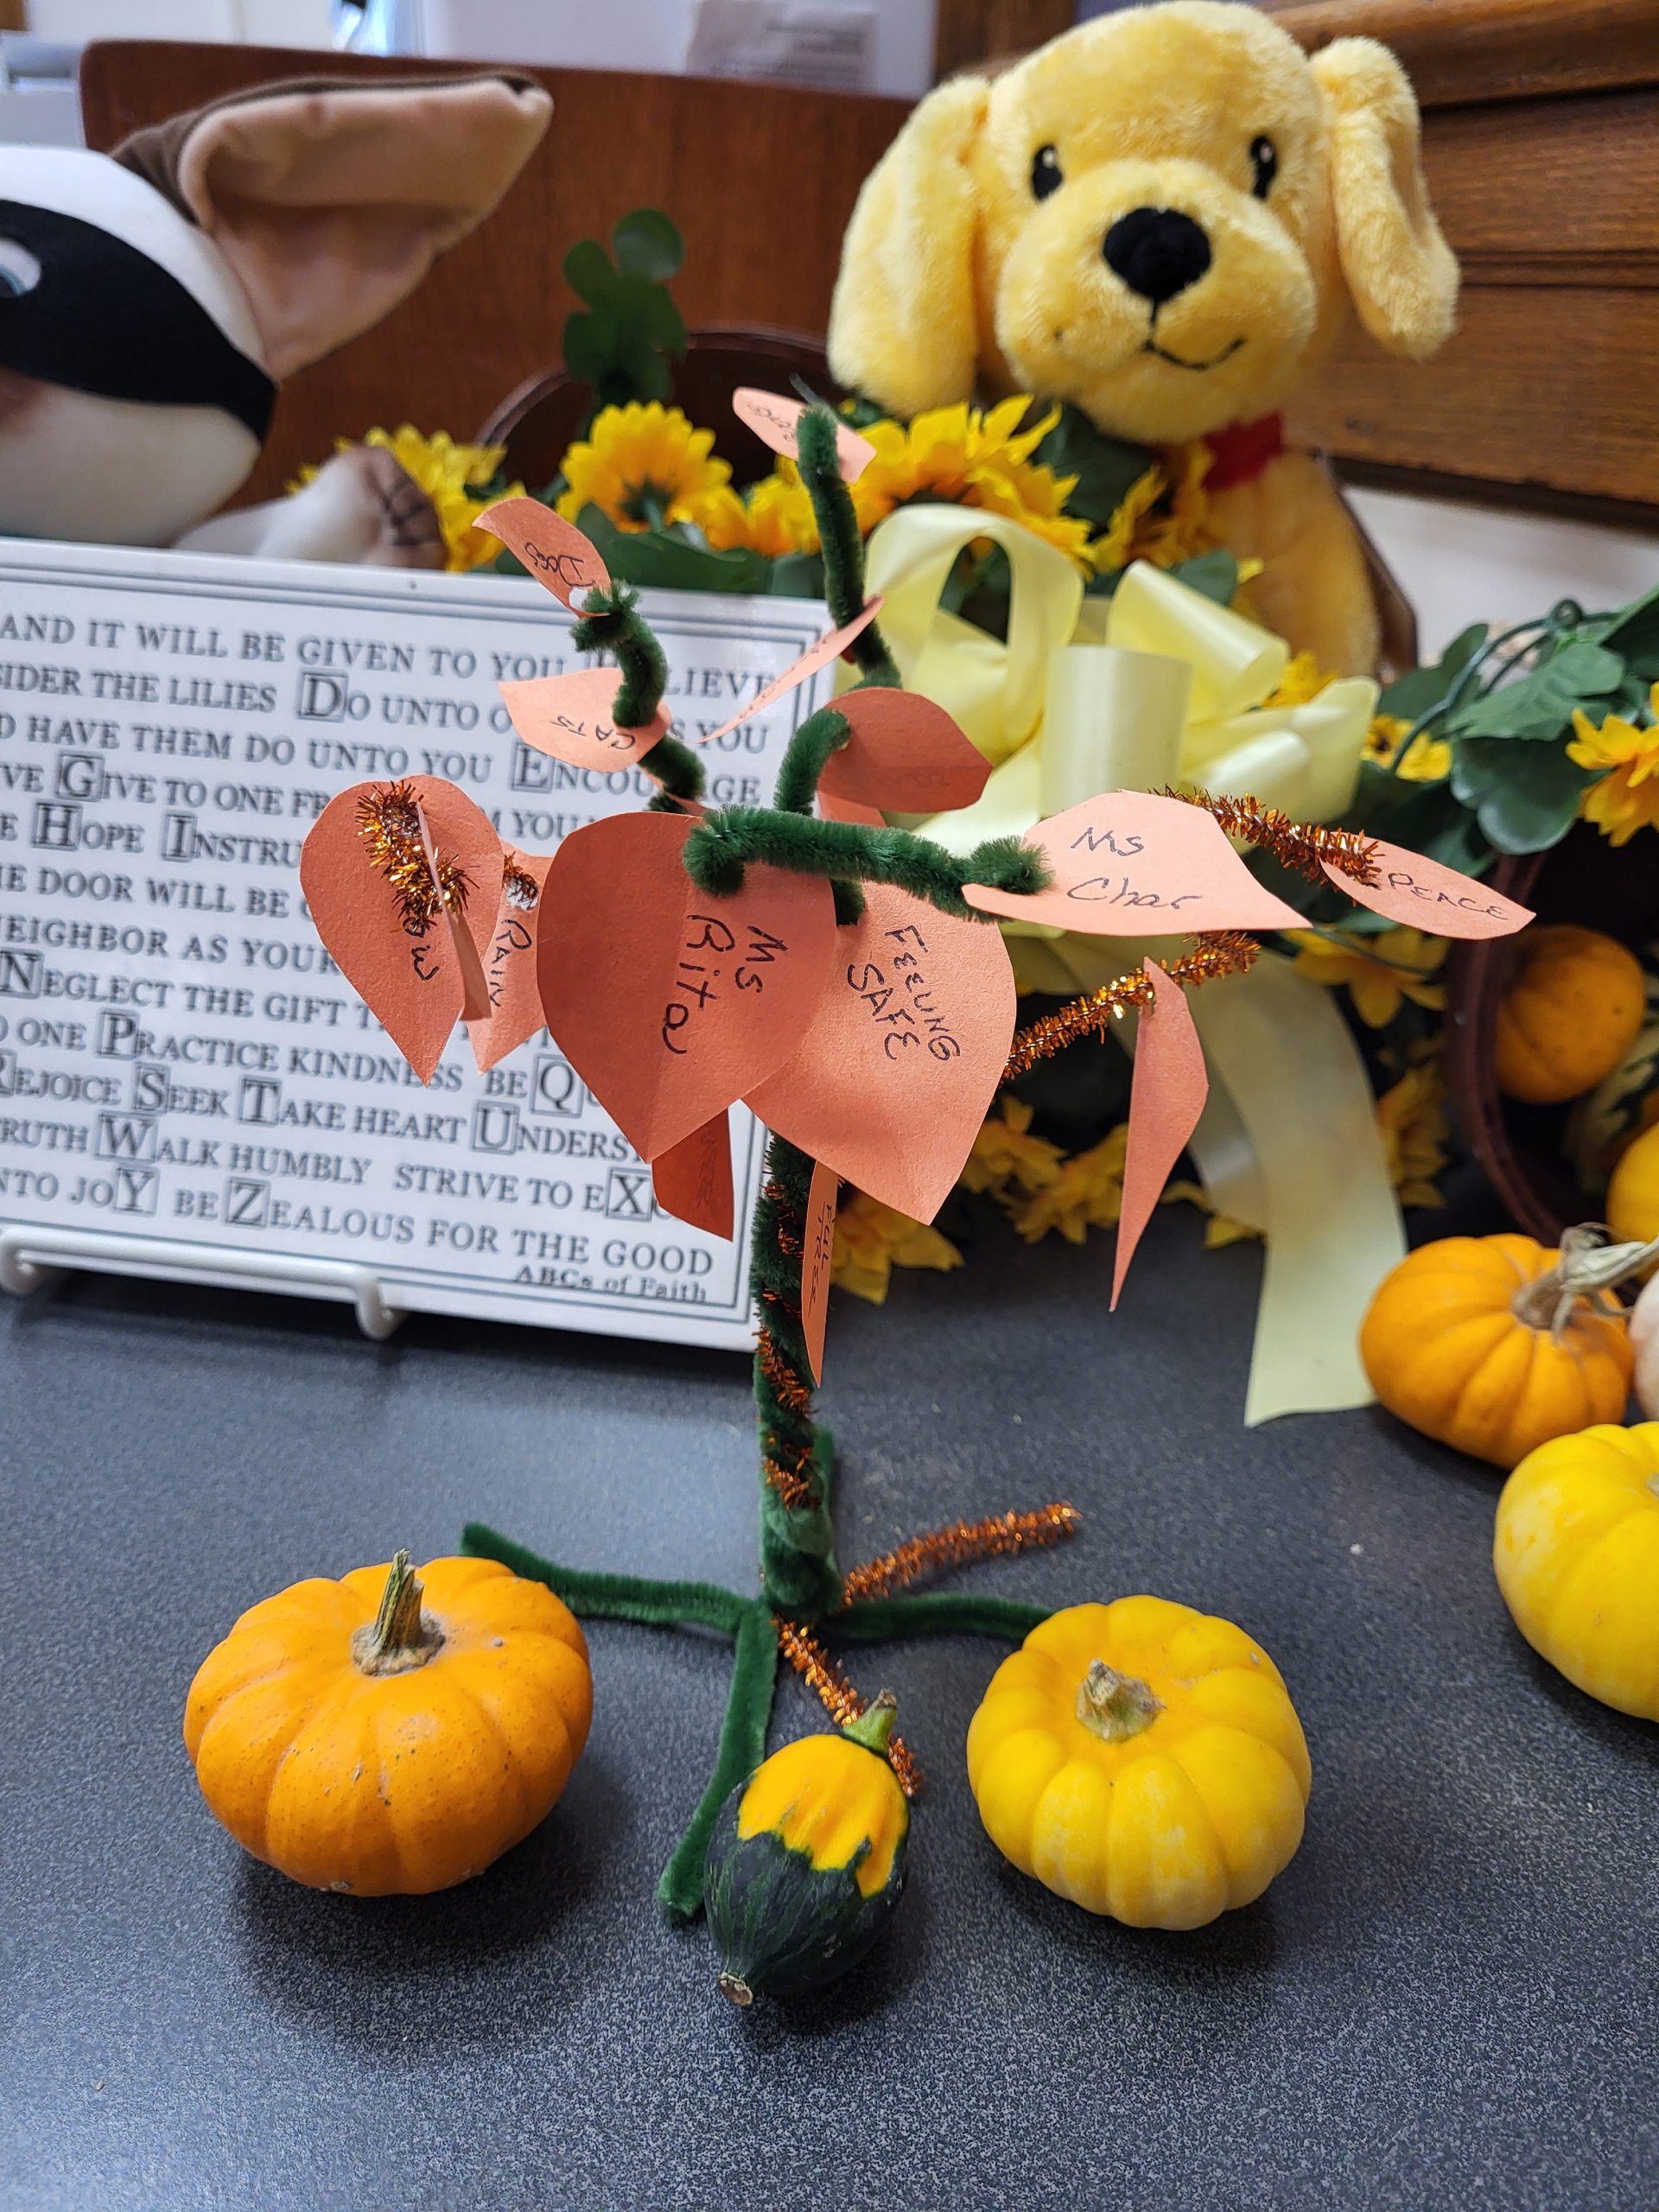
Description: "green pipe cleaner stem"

(773, 705), (852, 817)
(795, 404), (899, 689)
(683, 809), (1050, 915)
(656, 1599), (779, 1923)
(833, 1592), (1056, 1643)
(460, 1523), (747, 1635)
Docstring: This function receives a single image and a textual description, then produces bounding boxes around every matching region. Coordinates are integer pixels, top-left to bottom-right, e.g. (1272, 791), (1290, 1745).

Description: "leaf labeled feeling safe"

(476, 498), (610, 610)
(963, 790), (1302, 937)
(1323, 837), (1533, 939)
(1112, 963), (1208, 1310)
(652, 1110), (734, 1240)
(800, 1158), (840, 1385)
(731, 388), (876, 482)
(698, 601), (885, 747)
(300, 776), (503, 1084)
(499, 664), (671, 772)
(538, 811), (837, 1162)
(467, 848), (555, 1074)
(747, 883), (1016, 1224)
(817, 688), (990, 817)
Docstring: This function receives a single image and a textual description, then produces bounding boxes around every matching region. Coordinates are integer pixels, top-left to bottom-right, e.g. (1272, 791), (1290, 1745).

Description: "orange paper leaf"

(499, 664), (671, 772)
(300, 775), (503, 1084)
(818, 688), (990, 816)
(1323, 838), (1534, 938)
(747, 884), (1015, 1224)
(467, 847), (553, 1073)
(963, 789), (1303, 937)
(732, 387), (876, 481)
(697, 602), (884, 748)
(477, 497), (609, 609)
(1112, 962), (1208, 1309)
(801, 1157), (839, 1384)
(538, 811), (837, 1162)
(652, 1111), (734, 1240)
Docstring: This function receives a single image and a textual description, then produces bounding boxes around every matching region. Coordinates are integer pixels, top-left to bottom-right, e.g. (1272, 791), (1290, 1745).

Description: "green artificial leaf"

(1032, 402), (1154, 532)
(575, 505), (770, 594)
(1446, 637), (1626, 741)
(1168, 550), (1238, 607)
(563, 307), (620, 383)
(1376, 623), (1489, 725)
(766, 552), (827, 601)
(563, 238), (617, 306)
(613, 208), (683, 285)
(1450, 734), (1596, 853)
(1596, 582), (1659, 680)
(636, 284), (688, 353)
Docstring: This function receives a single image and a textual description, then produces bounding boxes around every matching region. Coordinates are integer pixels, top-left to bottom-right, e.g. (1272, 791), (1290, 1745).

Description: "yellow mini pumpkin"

(1495, 925), (1646, 1105)
(185, 1551), (592, 1894)
(1360, 1229), (1638, 1470)
(1494, 1423), (1659, 1719)
(966, 1598), (1311, 1930)
(1608, 1121), (1659, 1246)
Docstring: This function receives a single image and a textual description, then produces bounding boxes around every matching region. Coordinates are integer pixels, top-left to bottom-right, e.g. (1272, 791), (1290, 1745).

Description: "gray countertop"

(3, 1201), (1654, 2212)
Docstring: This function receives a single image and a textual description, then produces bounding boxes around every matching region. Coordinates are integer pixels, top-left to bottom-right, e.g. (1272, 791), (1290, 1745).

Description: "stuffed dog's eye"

(1249, 136), (1278, 200)
(0, 239), (41, 300)
(1031, 144), (1063, 201)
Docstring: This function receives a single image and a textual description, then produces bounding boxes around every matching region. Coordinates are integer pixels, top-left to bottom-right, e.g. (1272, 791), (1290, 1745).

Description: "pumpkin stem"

(1511, 1224), (1659, 1338)
(841, 1688), (898, 1757)
(353, 1550), (444, 1676)
(717, 1972), (755, 2007)
(1076, 1660), (1162, 1743)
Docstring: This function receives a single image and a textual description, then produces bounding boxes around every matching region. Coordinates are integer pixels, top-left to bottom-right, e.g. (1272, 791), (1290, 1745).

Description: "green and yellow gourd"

(704, 1694), (909, 2005)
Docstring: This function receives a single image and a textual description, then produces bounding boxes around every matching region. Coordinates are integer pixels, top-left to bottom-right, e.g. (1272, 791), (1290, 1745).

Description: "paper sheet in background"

(0, 541), (838, 1351)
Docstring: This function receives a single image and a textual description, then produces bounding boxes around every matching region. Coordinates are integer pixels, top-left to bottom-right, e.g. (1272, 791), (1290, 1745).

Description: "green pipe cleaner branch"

(462, 404), (1073, 1926)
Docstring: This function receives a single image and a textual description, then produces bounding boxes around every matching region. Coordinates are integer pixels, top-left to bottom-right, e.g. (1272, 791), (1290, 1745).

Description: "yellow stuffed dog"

(826, 0), (1458, 675)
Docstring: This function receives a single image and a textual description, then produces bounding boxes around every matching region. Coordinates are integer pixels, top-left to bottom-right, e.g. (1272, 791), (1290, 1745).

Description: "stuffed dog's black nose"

(1102, 208), (1211, 308)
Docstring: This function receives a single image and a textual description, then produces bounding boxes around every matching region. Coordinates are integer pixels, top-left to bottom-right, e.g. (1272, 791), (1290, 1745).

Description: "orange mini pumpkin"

(185, 1552), (592, 1895)
(1494, 925), (1646, 1105)
(1360, 1228), (1640, 1470)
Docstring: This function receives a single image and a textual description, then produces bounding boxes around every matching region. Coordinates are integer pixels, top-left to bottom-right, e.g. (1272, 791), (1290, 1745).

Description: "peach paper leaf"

(1323, 838), (1534, 938)
(476, 498), (609, 609)
(467, 847), (553, 1073)
(697, 601), (884, 747)
(652, 1112), (735, 1241)
(732, 388), (876, 481)
(499, 664), (671, 772)
(818, 688), (990, 817)
(1112, 963), (1209, 1310)
(800, 1158), (840, 1385)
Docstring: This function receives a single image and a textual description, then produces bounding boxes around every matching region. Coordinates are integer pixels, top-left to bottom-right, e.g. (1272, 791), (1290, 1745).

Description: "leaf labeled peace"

(538, 811), (837, 1162)
(1324, 838), (1534, 939)
(476, 497), (609, 610)
(499, 664), (672, 772)
(963, 789), (1303, 936)
(731, 387), (877, 482)
(652, 1110), (735, 1240)
(817, 688), (990, 816)
(300, 775), (503, 1084)
(467, 847), (554, 1073)
(1112, 963), (1208, 1309)
(747, 883), (1016, 1224)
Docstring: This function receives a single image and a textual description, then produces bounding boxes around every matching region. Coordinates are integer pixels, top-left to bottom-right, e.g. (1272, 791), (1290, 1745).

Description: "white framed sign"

(0, 539), (835, 1350)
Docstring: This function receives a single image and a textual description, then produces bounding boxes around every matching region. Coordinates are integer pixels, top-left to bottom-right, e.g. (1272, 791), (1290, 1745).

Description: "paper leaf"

(652, 1111), (734, 1239)
(477, 497), (610, 609)
(732, 387), (876, 482)
(538, 810), (837, 1160)
(467, 848), (554, 1073)
(697, 601), (884, 747)
(499, 664), (671, 772)
(818, 790), (887, 826)
(963, 789), (1303, 937)
(1323, 839), (1534, 939)
(747, 883), (1015, 1223)
(300, 775), (502, 1084)
(801, 1157), (839, 1384)
(1112, 962), (1208, 1309)
(817, 687), (990, 816)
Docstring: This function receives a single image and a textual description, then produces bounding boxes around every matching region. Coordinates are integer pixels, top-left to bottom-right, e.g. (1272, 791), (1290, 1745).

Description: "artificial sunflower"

(1375, 1053), (1452, 1209)
(1008, 1125), (1129, 1245)
(960, 1098), (1065, 1201)
(851, 397), (1096, 569)
(1568, 687), (1659, 845)
(289, 425), (523, 572)
(1366, 709), (1452, 782)
(1160, 1179), (1261, 1249)
(831, 1191), (963, 1305)
(690, 470), (820, 558)
(556, 402), (731, 534)
(1287, 926), (1447, 1027)
(1095, 441), (1220, 574)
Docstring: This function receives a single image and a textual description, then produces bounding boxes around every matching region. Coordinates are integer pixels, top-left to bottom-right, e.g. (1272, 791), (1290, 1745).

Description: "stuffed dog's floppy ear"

(118, 76), (550, 381)
(1313, 38), (1458, 360)
(828, 74), (988, 417)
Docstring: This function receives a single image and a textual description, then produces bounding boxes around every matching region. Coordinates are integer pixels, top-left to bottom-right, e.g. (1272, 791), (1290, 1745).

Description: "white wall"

(1349, 486), (1659, 660)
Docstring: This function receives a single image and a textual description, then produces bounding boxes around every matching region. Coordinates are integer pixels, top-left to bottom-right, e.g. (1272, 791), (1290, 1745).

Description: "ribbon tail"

(1113, 962), (1208, 1309)
(1186, 957), (1405, 1424)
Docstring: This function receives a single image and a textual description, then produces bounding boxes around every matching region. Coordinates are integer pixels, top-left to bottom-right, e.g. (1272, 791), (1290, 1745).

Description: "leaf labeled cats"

(539, 811), (837, 1162)
(498, 664), (672, 772)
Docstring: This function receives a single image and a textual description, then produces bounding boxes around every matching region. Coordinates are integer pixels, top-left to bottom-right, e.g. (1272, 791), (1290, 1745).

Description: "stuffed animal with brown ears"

(0, 73), (550, 564)
(826, 0), (1459, 676)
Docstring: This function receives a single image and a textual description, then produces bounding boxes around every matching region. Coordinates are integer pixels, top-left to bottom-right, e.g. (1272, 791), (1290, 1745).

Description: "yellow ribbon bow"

(858, 505), (1404, 1426)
